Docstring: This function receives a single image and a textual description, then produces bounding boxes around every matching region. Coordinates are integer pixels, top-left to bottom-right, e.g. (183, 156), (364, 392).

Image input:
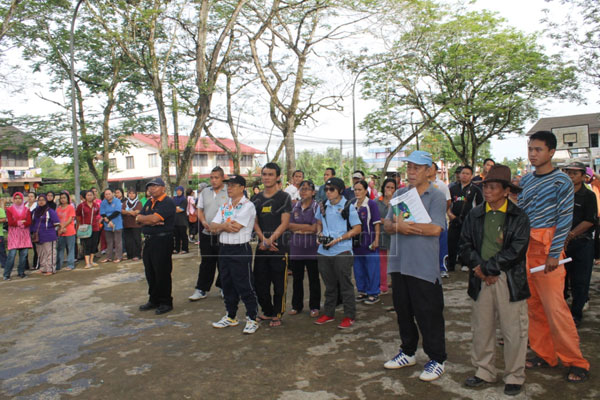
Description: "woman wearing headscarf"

(122, 188), (142, 260)
(3, 193), (32, 280)
(46, 191), (57, 210)
(56, 191), (76, 270)
(173, 185), (189, 254)
(31, 194), (60, 275)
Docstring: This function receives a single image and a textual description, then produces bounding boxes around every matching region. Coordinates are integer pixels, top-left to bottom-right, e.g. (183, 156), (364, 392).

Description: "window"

(240, 155), (253, 167)
(0, 150), (29, 167)
(216, 154), (230, 165)
(109, 158), (117, 169)
(148, 153), (158, 168)
(126, 156), (135, 169)
(192, 154), (208, 167)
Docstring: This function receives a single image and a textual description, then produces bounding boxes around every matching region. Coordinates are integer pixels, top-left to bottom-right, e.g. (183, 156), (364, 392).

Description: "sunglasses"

(325, 187), (337, 192)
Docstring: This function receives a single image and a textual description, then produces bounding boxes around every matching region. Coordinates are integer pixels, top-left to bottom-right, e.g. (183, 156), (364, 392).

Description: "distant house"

(527, 112), (600, 168)
(0, 126), (42, 195)
(107, 133), (264, 190)
(364, 146), (407, 174)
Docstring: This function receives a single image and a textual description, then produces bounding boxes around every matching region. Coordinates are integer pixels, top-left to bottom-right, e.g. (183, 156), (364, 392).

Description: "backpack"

(321, 198), (359, 247)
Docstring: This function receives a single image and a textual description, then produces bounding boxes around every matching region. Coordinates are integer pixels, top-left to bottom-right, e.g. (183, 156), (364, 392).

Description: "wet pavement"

(0, 249), (599, 399)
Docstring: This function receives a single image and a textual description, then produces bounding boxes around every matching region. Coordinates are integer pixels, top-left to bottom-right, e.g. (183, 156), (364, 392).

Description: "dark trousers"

(81, 231), (100, 256)
(195, 233), (221, 291)
(290, 258), (321, 312)
(565, 238), (594, 322)
(173, 225), (188, 252)
(318, 252), (355, 319)
(143, 233), (173, 307)
(220, 243), (258, 320)
(391, 272), (447, 363)
(123, 227), (142, 259)
(188, 219), (198, 238)
(254, 250), (288, 318)
(0, 236), (6, 268)
(447, 221), (462, 271)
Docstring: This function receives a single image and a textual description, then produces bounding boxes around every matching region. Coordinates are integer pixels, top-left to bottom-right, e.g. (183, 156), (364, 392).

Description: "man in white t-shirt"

(209, 175), (259, 335)
(429, 163), (451, 277)
(284, 170), (304, 203)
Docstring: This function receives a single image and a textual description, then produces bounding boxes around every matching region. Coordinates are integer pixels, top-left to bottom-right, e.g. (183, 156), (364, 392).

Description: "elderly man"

(136, 178), (176, 315)
(459, 165), (530, 396)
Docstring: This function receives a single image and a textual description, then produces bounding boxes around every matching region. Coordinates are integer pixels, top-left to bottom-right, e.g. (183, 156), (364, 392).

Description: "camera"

(318, 234), (334, 245)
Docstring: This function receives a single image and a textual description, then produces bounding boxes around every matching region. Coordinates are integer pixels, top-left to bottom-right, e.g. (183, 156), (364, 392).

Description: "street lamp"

(351, 53), (415, 172)
(69, 0), (84, 203)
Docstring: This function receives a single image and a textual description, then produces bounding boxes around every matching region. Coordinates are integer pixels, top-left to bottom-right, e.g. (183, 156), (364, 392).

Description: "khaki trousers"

(471, 272), (528, 385)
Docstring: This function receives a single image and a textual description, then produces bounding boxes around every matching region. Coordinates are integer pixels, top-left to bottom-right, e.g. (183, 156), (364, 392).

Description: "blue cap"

(146, 177), (166, 188)
(400, 150), (433, 167)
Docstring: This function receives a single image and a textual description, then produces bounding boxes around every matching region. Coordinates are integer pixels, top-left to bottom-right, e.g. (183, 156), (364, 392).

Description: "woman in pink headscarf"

(3, 193), (32, 280)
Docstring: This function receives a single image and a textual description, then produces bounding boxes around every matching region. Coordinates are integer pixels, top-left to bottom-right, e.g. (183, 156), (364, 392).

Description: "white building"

(363, 146), (407, 174)
(108, 133), (264, 189)
(0, 126), (42, 194)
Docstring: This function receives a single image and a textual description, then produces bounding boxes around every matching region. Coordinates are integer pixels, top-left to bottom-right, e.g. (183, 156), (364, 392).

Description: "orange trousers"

(526, 227), (589, 370)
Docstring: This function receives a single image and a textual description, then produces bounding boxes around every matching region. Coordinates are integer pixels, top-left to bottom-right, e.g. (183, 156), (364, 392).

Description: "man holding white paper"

(382, 150), (447, 382)
(459, 165), (530, 396)
(518, 131), (589, 383)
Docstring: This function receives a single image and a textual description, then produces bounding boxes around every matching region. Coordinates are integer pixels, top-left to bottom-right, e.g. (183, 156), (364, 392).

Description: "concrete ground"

(1, 248), (599, 400)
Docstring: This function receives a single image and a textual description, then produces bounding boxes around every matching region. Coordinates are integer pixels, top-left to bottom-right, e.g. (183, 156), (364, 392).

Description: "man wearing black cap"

(563, 162), (598, 326)
(136, 177), (176, 315)
(459, 165), (530, 396)
(210, 175), (260, 334)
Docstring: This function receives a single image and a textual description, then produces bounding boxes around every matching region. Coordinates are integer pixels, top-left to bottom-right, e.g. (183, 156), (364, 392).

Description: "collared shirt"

(212, 196), (256, 244)
(284, 184), (300, 202)
(482, 200), (508, 260)
(289, 200), (319, 260)
(571, 185), (597, 240)
(314, 196), (361, 256)
(386, 183), (447, 284)
(100, 198), (123, 231)
(140, 193), (175, 235)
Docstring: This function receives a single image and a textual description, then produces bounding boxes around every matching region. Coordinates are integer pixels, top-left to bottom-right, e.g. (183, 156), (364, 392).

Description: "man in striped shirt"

(518, 130), (589, 383)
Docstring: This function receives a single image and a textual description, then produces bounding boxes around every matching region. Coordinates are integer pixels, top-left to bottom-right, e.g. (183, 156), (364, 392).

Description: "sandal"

(269, 318), (282, 327)
(113, 259), (121, 263)
(566, 366), (589, 383)
(100, 259), (112, 263)
(288, 309), (299, 315)
(257, 315), (272, 321)
(83, 264), (92, 269)
(525, 355), (554, 369)
(310, 309), (319, 318)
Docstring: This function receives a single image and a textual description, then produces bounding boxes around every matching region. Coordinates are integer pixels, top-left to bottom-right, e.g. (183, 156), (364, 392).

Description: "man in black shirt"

(563, 162), (598, 326)
(447, 165), (483, 272)
(136, 177), (176, 315)
(252, 163), (292, 327)
(472, 158), (495, 187)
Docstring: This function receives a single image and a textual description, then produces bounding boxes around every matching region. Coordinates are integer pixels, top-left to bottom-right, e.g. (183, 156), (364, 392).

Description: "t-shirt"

(386, 183), (447, 284)
(76, 202), (101, 231)
(212, 196), (256, 244)
(252, 190), (293, 254)
(100, 198), (123, 231)
(353, 197), (381, 255)
(173, 197), (188, 226)
(289, 200), (319, 260)
(284, 185), (300, 202)
(449, 182), (483, 224)
(198, 185), (228, 235)
(571, 185), (598, 241)
(315, 197), (361, 256)
(140, 194), (176, 235)
(56, 204), (76, 236)
(0, 208), (5, 237)
(432, 179), (451, 201)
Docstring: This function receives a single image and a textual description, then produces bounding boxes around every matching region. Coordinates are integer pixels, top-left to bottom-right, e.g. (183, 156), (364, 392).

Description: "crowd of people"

(1, 130), (596, 395)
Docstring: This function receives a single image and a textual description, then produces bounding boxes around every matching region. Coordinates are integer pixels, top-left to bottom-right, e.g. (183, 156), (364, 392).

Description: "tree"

(295, 147), (371, 185)
(545, 0), (600, 91)
(244, 0), (366, 181)
(360, 6), (580, 166)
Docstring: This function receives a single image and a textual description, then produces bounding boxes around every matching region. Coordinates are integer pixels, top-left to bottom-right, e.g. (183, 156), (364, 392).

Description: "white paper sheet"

(390, 187), (432, 224)
(530, 257), (572, 273)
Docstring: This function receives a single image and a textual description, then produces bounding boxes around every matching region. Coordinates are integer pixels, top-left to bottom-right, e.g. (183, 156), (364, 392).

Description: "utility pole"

(339, 139), (343, 182)
(69, 0), (84, 203)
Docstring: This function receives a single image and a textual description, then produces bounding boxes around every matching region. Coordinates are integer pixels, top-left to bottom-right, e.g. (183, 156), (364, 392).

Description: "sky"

(1, 0), (597, 164)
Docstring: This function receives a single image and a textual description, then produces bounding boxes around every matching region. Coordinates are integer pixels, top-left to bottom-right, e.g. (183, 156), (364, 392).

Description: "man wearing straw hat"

(459, 165), (530, 396)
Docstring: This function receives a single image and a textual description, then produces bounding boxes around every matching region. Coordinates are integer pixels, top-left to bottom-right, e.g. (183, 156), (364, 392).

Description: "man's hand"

(201, 221), (210, 231)
(545, 256), (559, 273)
(473, 265), (485, 280)
(395, 220), (422, 235)
(484, 276), (499, 286)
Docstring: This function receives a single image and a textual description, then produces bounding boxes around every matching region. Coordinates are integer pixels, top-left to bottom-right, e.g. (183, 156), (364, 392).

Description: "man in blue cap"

(383, 150), (448, 382)
(136, 177), (176, 315)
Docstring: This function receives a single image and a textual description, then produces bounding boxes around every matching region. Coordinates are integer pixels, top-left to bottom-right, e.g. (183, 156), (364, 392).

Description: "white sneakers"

(212, 315), (239, 328)
(384, 351), (416, 369)
(212, 315), (259, 334)
(243, 317), (259, 334)
(189, 289), (207, 301)
(461, 265), (469, 272)
(384, 352), (445, 382)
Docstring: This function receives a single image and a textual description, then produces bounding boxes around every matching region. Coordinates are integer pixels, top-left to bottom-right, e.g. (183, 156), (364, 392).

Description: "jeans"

(56, 235), (76, 270)
(354, 252), (380, 296)
(4, 248), (28, 278)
